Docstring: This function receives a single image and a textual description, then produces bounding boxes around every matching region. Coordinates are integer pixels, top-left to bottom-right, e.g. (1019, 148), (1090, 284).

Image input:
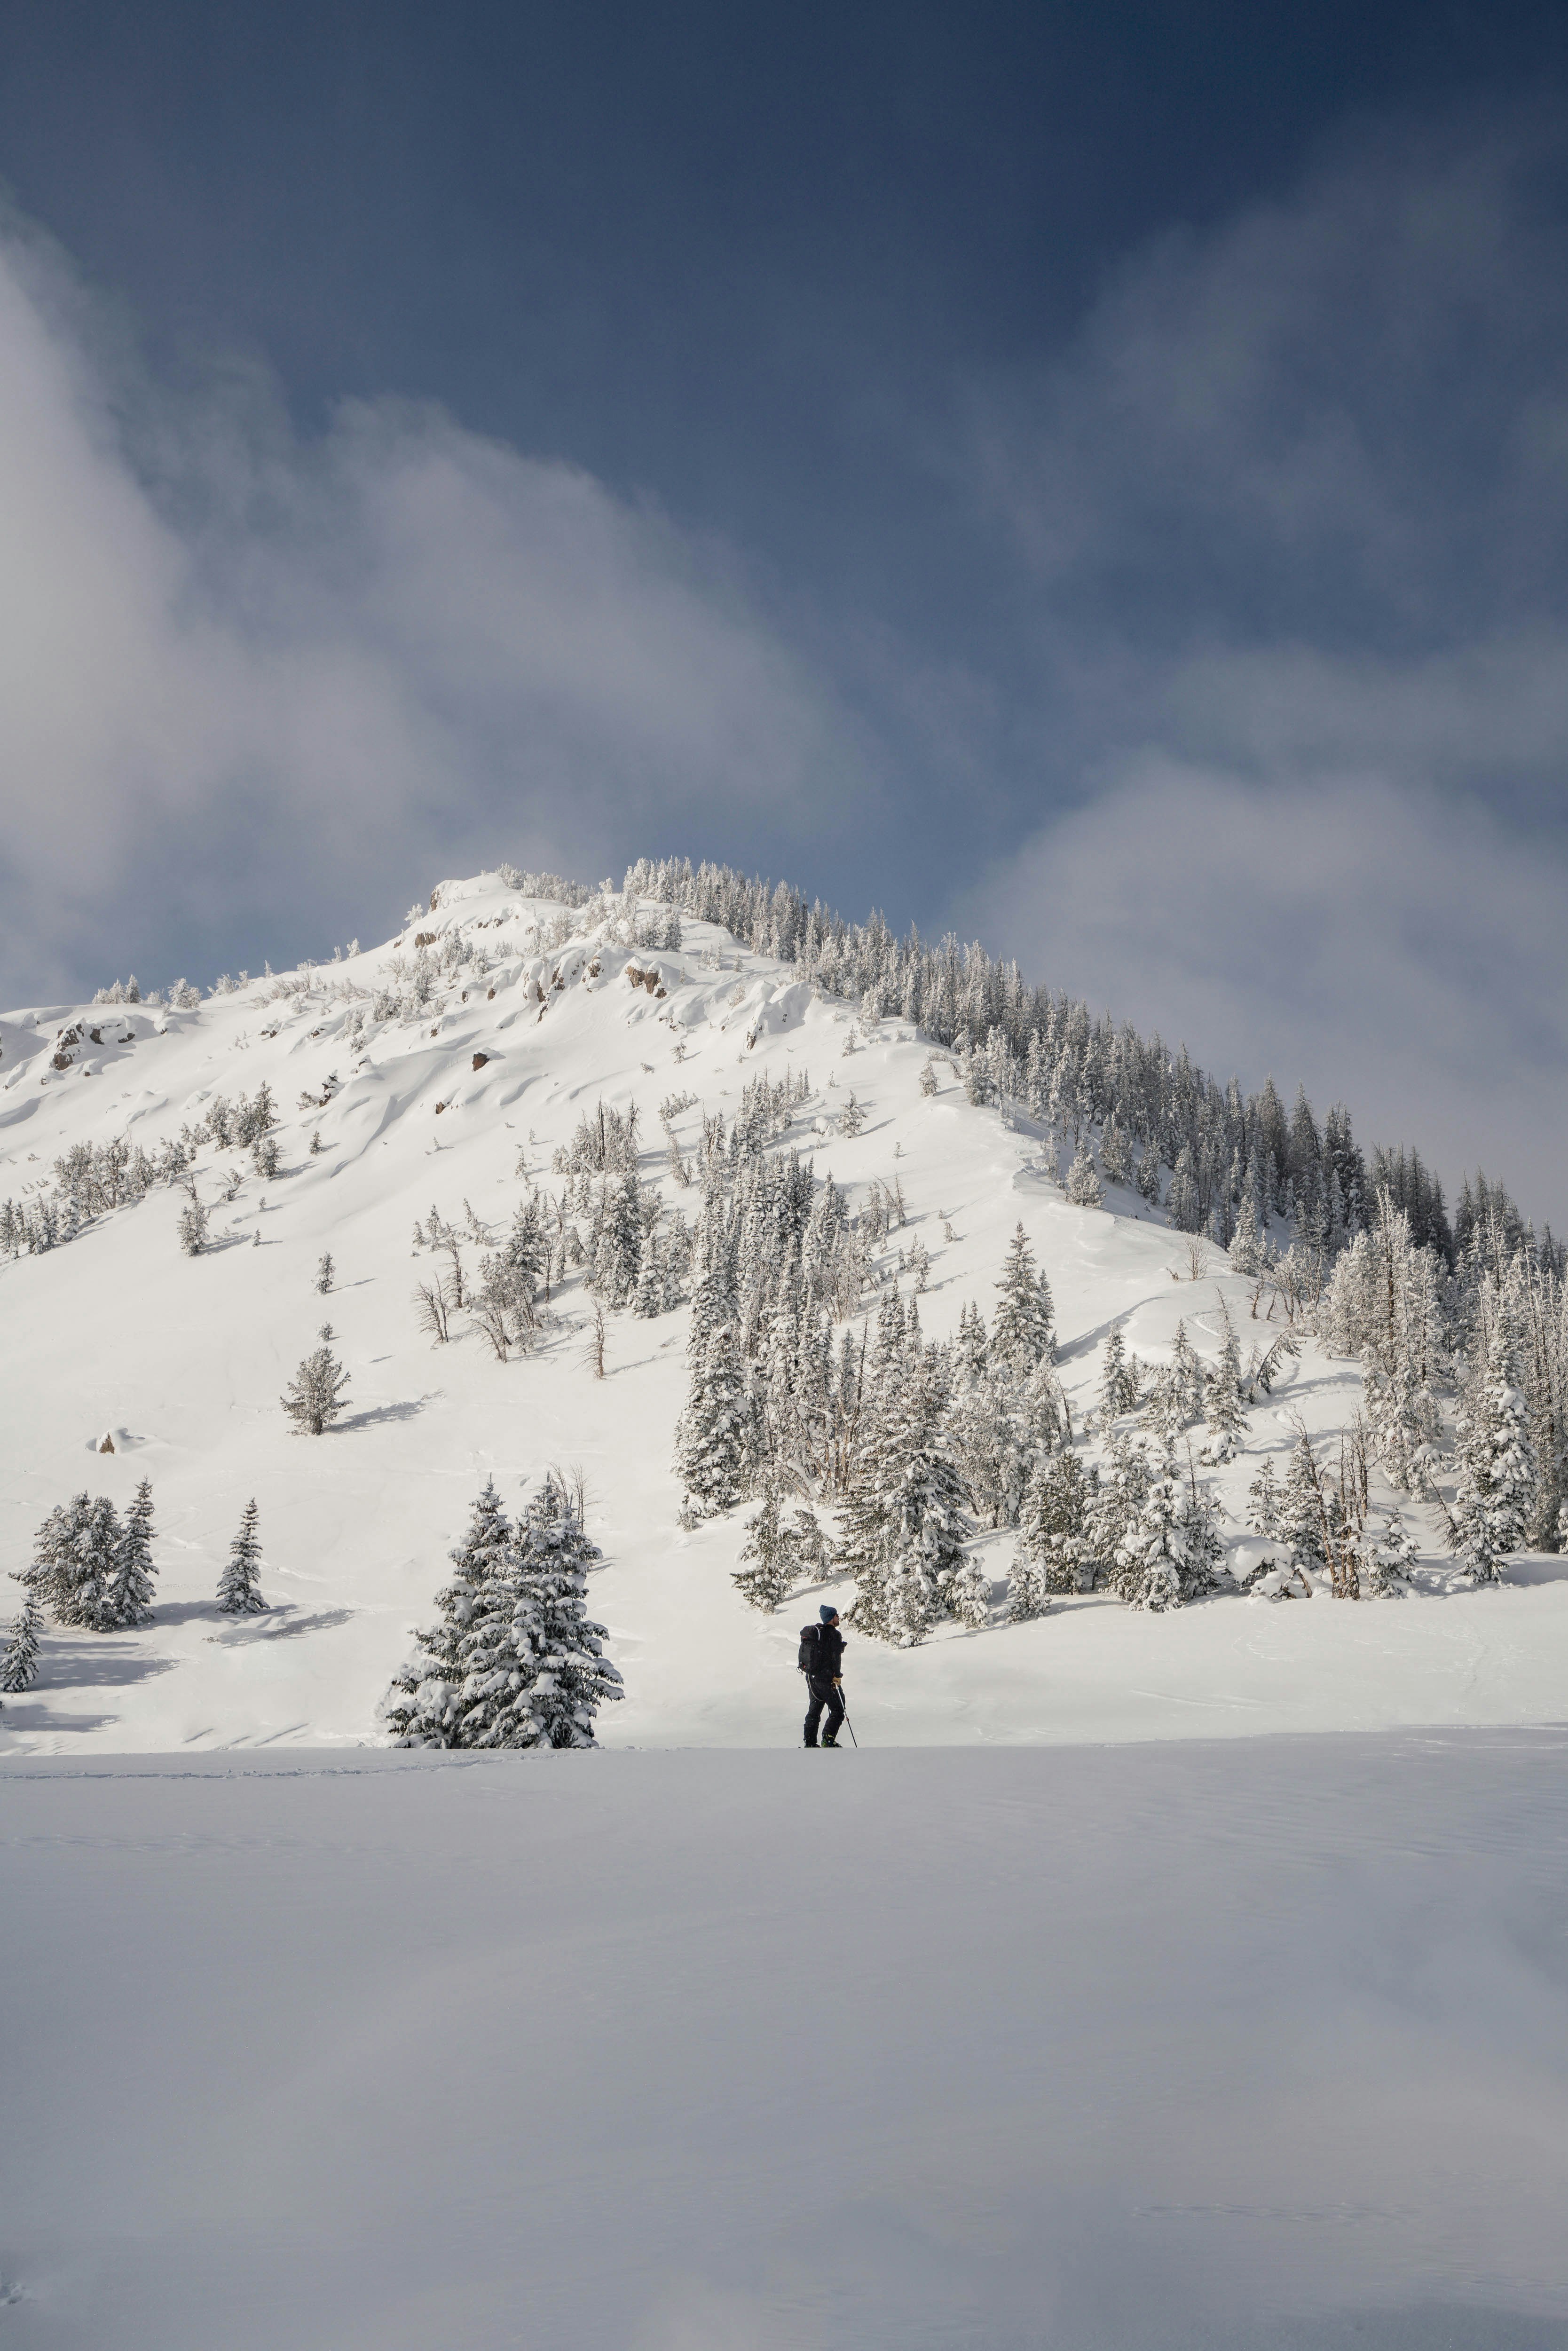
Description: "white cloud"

(0, 221), (873, 999)
(961, 763), (1568, 1228)
(954, 110), (1568, 1229)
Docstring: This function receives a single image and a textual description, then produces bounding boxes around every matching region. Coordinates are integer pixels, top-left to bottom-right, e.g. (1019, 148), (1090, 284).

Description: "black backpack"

(797, 1623), (822, 1675)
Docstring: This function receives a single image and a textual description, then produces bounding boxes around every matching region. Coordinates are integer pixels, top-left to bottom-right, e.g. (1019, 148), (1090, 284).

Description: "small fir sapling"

(252, 1134), (281, 1180)
(177, 1194), (210, 1256)
(217, 1499), (268, 1615)
(315, 1252), (335, 1294)
(110, 1479), (158, 1626)
(281, 1341), (351, 1434)
(0, 1586), (44, 1691)
(838, 1091), (865, 1136)
(310, 1130), (323, 1154)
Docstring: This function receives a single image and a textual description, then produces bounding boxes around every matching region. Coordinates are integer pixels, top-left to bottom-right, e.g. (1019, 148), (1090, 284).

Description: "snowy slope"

(2, 869), (1565, 1755)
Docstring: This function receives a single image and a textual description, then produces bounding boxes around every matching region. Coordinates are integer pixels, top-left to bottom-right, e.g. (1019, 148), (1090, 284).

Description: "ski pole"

(835, 1687), (858, 1748)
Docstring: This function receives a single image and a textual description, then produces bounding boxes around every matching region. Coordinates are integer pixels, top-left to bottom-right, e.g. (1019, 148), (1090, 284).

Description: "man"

(804, 1603), (846, 1748)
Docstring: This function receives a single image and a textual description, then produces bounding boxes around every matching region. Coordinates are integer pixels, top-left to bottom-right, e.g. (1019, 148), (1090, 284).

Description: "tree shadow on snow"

(208, 1608), (357, 1647)
(35, 1637), (178, 1688)
(338, 1398), (428, 1430)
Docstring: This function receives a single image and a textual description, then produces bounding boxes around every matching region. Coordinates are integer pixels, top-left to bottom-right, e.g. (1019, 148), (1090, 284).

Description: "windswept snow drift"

(1, 870), (1566, 1754)
(2, 1734), (1567, 2351)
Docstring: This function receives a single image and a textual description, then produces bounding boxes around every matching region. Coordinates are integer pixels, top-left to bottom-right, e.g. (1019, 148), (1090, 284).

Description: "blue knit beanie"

(820, 1604), (839, 1622)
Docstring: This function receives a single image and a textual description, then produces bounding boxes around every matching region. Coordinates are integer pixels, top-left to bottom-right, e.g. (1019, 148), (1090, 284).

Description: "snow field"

(2, 870), (1566, 1753)
(2, 1733), (1567, 2350)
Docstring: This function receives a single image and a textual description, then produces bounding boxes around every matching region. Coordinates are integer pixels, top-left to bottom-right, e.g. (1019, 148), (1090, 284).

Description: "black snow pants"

(803, 1673), (845, 1746)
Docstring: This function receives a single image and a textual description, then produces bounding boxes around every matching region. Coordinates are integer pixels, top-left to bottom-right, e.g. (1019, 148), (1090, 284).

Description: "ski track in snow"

(1, 867), (1566, 1758)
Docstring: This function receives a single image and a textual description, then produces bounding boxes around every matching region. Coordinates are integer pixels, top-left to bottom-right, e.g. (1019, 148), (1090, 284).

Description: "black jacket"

(814, 1621), (845, 1680)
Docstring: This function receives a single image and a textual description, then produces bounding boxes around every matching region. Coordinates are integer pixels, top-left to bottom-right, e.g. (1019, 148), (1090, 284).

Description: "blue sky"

(1, 3), (1566, 1217)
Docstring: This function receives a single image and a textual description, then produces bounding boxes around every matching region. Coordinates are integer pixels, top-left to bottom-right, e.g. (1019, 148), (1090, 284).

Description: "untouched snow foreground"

(2, 868), (1567, 1753)
(3, 1734), (1568, 2350)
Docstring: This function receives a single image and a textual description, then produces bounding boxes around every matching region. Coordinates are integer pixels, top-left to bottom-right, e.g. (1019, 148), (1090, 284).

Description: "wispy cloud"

(958, 108), (1568, 1224)
(0, 219), (875, 1000)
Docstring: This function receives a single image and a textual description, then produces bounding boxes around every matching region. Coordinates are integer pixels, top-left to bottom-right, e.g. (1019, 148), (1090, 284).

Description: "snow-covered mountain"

(2, 866), (1564, 1755)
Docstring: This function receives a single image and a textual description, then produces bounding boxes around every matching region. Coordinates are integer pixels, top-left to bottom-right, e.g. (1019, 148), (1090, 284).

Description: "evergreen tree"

(1111, 1446), (1221, 1611)
(593, 1173), (644, 1307)
(380, 1480), (515, 1745)
(0, 1586), (43, 1692)
(1166, 1144), (1202, 1233)
(26, 1493), (124, 1630)
(281, 1342), (351, 1434)
(1453, 1330), (1535, 1584)
(1201, 1305), (1248, 1462)
(1246, 1456), (1281, 1539)
(1097, 1326), (1138, 1428)
(1099, 1115), (1133, 1189)
(733, 1486), (795, 1612)
(1363, 1512), (1418, 1598)
(1011, 1447), (1090, 1616)
(177, 1196), (210, 1255)
(1065, 1143), (1104, 1208)
(217, 1499), (268, 1615)
(1134, 1144), (1162, 1206)
(382, 1476), (621, 1749)
(991, 1224), (1055, 1371)
(839, 1091), (865, 1137)
(675, 1320), (750, 1516)
(315, 1252), (335, 1294)
(110, 1479), (158, 1626)
(1278, 1437), (1326, 1578)
(842, 1360), (970, 1646)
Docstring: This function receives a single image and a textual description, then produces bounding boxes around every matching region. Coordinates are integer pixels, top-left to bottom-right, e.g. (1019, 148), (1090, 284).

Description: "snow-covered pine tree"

(991, 1224), (1055, 1372)
(315, 1252), (335, 1294)
(1232, 1204), (1269, 1279)
(839, 1091), (865, 1137)
(1097, 1326), (1138, 1429)
(381, 1479), (514, 1745)
(592, 1173), (643, 1308)
(281, 1341), (351, 1435)
(27, 1493), (124, 1630)
(1246, 1456), (1281, 1538)
(1166, 1144), (1202, 1233)
(0, 1586), (43, 1691)
(1110, 1445), (1221, 1611)
(1099, 1115), (1133, 1190)
(1065, 1142), (1105, 1208)
(1011, 1445), (1091, 1616)
(1201, 1302), (1248, 1462)
(504, 1475), (623, 1746)
(1278, 1436), (1326, 1581)
(110, 1479), (158, 1626)
(177, 1195), (210, 1255)
(1363, 1511), (1418, 1598)
(675, 1319), (750, 1516)
(1453, 1329), (1535, 1585)
(733, 1485), (796, 1612)
(842, 1358), (970, 1646)
(217, 1499), (268, 1615)
(1134, 1144), (1162, 1205)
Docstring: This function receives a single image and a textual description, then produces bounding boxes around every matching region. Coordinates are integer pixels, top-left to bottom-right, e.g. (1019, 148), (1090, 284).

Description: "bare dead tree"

(413, 1276), (452, 1344)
